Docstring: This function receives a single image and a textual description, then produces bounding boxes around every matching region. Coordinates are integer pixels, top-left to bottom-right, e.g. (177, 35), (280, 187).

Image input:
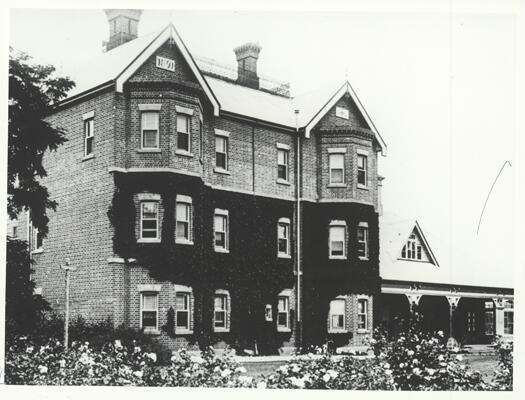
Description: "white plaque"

(335, 106), (349, 119)
(156, 56), (175, 72)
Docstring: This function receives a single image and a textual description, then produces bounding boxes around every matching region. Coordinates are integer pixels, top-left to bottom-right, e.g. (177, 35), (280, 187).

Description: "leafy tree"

(8, 48), (74, 235)
(5, 237), (50, 337)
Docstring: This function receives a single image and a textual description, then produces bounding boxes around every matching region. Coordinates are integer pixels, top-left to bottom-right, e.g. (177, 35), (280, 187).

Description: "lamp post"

(60, 259), (76, 349)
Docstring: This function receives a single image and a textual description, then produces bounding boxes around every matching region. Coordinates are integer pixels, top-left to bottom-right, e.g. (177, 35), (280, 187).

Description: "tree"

(8, 48), (74, 235)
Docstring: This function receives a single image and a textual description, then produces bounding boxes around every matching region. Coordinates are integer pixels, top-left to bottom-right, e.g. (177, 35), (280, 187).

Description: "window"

(176, 196), (192, 244)
(215, 136), (228, 170)
(504, 300), (513, 335)
(141, 293), (158, 330)
(176, 293), (190, 331)
(329, 299), (345, 331)
(140, 202), (159, 240)
(357, 223), (369, 259)
(329, 153), (344, 184)
(214, 209), (229, 251)
(84, 118), (94, 156)
(277, 148), (289, 182)
(278, 218), (290, 257)
(484, 310), (495, 335)
(214, 294), (228, 331)
(176, 114), (190, 152)
(329, 221), (346, 259)
(277, 296), (290, 330)
(357, 154), (367, 186)
(265, 304), (273, 321)
(357, 299), (368, 330)
(141, 111), (159, 149)
(401, 233), (422, 260)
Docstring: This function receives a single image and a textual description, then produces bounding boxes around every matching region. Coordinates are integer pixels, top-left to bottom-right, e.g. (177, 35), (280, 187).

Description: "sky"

(7, 3), (519, 288)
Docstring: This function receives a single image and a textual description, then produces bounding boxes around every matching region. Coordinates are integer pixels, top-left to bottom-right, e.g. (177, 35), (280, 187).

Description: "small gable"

(129, 40), (199, 86)
(398, 224), (438, 266)
(316, 93), (369, 131)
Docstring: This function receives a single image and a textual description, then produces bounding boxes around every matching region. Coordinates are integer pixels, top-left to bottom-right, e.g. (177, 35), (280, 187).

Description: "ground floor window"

(504, 311), (513, 335)
(329, 298), (345, 331)
(176, 293), (191, 331)
(213, 290), (230, 332)
(357, 298), (368, 330)
(484, 310), (494, 335)
(141, 292), (158, 330)
(277, 296), (290, 331)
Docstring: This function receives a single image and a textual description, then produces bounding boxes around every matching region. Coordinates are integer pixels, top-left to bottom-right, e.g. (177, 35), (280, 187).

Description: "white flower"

(88, 368), (94, 376)
(399, 363), (405, 368)
(84, 341), (90, 346)
(133, 370), (143, 378)
(221, 368), (232, 377)
(327, 369), (338, 379)
(412, 359), (419, 365)
(322, 373), (331, 382)
(438, 354), (444, 361)
(26, 346), (34, 354)
(239, 376), (253, 384)
(235, 366), (247, 374)
(383, 363), (390, 369)
(385, 369), (392, 375)
(257, 381), (267, 389)
(59, 359), (66, 368)
(279, 365), (289, 373)
(170, 355), (178, 363)
(290, 377), (305, 388)
(407, 350), (415, 356)
(79, 354), (95, 365)
(412, 367), (421, 375)
(456, 354), (463, 362)
(437, 331), (444, 337)
(214, 366), (221, 372)
(291, 363), (301, 373)
(190, 355), (204, 364)
(427, 368), (435, 376)
(38, 365), (48, 374)
(134, 346), (141, 353)
(114, 340), (123, 349)
(146, 352), (157, 362)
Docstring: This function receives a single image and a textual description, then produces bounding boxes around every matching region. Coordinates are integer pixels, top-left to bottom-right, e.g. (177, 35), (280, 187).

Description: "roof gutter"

(56, 81), (115, 109)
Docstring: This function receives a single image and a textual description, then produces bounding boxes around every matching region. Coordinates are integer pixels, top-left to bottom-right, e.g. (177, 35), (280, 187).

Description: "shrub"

(492, 337), (513, 390)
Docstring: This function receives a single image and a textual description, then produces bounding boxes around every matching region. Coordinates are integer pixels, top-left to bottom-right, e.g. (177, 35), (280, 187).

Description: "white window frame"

(277, 143), (290, 184)
(328, 297), (346, 333)
(213, 289), (230, 333)
(328, 148), (346, 186)
(357, 298), (369, 332)
(83, 117), (94, 157)
(139, 201), (160, 242)
(357, 222), (369, 260)
(357, 152), (368, 188)
(175, 195), (193, 245)
(277, 295), (291, 332)
(175, 292), (191, 333)
(140, 111), (160, 150)
(265, 304), (273, 321)
(401, 232), (422, 260)
(214, 209), (229, 252)
(176, 113), (191, 153)
(504, 300), (514, 335)
(329, 220), (347, 259)
(277, 217), (291, 258)
(140, 292), (159, 332)
(214, 129), (229, 173)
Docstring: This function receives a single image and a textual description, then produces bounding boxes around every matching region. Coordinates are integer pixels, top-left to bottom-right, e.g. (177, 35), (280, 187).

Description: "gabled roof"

(295, 82), (387, 155)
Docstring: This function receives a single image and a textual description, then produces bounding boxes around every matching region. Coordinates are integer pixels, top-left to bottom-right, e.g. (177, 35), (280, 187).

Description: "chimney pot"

(103, 9), (143, 51)
(234, 42), (262, 89)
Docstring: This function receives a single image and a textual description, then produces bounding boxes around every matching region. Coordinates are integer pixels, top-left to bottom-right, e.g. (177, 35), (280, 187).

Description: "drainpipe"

(295, 109), (302, 348)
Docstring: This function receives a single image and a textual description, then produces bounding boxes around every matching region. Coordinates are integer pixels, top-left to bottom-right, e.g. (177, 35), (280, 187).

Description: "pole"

(60, 259), (76, 349)
(294, 109), (302, 349)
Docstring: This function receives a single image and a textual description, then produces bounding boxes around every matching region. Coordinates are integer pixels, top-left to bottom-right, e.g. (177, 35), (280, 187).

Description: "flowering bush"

(492, 337), (513, 390)
(265, 346), (394, 390)
(371, 316), (488, 390)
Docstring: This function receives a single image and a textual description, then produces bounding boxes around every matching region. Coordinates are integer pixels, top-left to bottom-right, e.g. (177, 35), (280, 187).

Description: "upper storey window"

(83, 114), (94, 158)
(214, 209), (229, 252)
(357, 222), (369, 260)
(329, 220), (347, 259)
(215, 137), (228, 171)
(277, 143), (290, 183)
(141, 111), (159, 150)
(401, 233), (423, 260)
(176, 114), (190, 152)
(328, 149), (345, 185)
(140, 201), (159, 241)
(357, 153), (368, 187)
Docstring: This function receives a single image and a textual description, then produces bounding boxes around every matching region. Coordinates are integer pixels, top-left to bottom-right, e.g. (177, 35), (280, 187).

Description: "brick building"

(9, 10), (388, 353)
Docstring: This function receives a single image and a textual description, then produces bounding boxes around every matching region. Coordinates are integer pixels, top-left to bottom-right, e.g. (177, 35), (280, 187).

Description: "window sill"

(328, 329), (347, 334)
(176, 239), (194, 246)
(137, 238), (161, 244)
(328, 183), (347, 188)
(213, 328), (230, 333)
(277, 327), (291, 333)
(137, 148), (161, 153)
(357, 329), (370, 334)
(82, 154), (95, 162)
(277, 178), (291, 186)
(214, 167), (231, 175)
(357, 184), (369, 190)
(175, 149), (194, 158)
(143, 328), (161, 335)
(358, 256), (369, 261)
(175, 329), (194, 335)
(214, 247), (230, 254)
(278, 253), (292, 259)
(329, 256), (347, 260)
(31, 248), (44, 255)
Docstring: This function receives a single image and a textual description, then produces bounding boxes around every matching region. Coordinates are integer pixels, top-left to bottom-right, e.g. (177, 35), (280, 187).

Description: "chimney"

(103, 9), (143, 51)
(234, 42), (262, 89)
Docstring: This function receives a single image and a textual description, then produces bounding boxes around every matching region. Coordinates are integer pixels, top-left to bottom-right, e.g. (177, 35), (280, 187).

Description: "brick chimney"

(234, 43), (262, 89)
(103, 9), (143, 51)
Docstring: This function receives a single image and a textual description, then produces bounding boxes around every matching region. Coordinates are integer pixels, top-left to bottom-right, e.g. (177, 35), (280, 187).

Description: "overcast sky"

(8, 4), (517, 287)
